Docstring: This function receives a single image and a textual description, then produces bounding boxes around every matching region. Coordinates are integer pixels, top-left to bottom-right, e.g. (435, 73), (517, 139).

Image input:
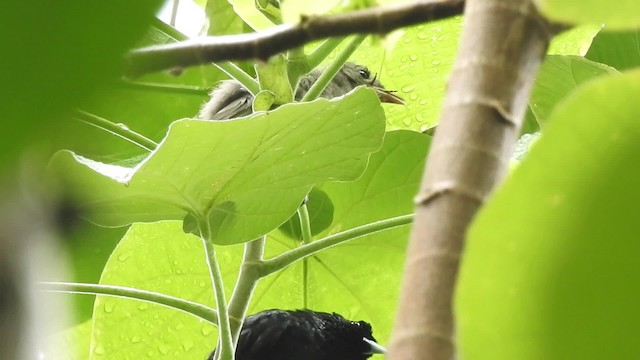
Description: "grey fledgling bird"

(198, 62), (404, 120)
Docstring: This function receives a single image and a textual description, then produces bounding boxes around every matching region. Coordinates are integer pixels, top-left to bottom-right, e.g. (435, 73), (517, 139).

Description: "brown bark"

(125, 0), (464, 77)
(387, 1), (554, 359)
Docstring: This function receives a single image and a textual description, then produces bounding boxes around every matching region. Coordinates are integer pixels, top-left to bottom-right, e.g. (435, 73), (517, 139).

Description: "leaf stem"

(298, 202), (313, 243)
(116, 80), (210, 96)
(215, 61), (260, 95)
(307, 37), (346, 70)
(298, 203), (312, 308)
(74, 110), (158, 151)
(261, 214), (413, 275)
(300, 34), (367, 102)
(199, 217), (234, 360)
(39, 281), (217, 323)
(227, 237), (266, 345)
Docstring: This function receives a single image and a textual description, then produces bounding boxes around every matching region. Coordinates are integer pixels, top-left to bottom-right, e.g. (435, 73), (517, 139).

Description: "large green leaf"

(349, 17), (594, 132)
(457, 69), (640, 360)
(252, 130), (429, 343)
(530, 55), (617, 126)
(89, 130), (428, 359)
(585, 29), (640, 70)
(334, 18), (462, 132)
(536, 0), (640, 30)
(50, 88), (386, 245)
(90, 221), (223, 360)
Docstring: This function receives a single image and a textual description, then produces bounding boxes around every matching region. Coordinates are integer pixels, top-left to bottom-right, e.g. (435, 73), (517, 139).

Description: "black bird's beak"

(371, 87), (405, 105)
(363, 337), (387, 354)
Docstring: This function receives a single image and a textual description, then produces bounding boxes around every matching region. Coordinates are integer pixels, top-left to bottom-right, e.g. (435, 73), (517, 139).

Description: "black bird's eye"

(357, 320), (372, 332)
(358, 68), (370, 79)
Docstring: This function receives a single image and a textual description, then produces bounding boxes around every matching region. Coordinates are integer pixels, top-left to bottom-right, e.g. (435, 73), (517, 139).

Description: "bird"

(198, 62), (404, 120)
(207, 309), (385, 360)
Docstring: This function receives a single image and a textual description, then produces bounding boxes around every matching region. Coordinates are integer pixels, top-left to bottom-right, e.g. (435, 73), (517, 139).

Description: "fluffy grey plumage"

(198, 62), (403, 120)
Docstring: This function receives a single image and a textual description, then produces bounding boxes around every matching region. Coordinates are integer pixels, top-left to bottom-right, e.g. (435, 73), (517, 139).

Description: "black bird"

(207, 309), (385, 360)
(198, 62), (404, 120)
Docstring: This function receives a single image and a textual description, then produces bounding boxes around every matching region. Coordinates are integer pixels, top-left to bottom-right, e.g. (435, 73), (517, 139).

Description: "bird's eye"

(358, 68), (370, 79)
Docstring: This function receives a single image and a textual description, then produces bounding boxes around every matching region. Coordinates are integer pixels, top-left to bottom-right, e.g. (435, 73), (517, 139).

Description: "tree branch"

(387, 1), (557, 360)
(125, 0), (464, 77)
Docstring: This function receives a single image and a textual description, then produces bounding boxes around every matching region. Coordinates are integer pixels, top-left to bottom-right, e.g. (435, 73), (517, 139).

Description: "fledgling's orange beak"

(372, 87), (405, 105)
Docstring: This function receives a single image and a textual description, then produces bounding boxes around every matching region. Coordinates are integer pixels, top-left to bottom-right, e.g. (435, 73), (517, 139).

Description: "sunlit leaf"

(89, 130), (428, 358)
(252, 130), (429, 343)
(530, 55), (617, 125)
(536, 0), (640, 30)
(50, 88), (386, 245)
(548, 24), (601, 55)
(90, 222), (223, 360)
(206, 0), (249, 35)
(458, 69), (640, 360)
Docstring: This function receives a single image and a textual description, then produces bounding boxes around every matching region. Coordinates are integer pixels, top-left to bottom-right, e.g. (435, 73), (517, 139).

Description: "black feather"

(207, 309), (382, 360)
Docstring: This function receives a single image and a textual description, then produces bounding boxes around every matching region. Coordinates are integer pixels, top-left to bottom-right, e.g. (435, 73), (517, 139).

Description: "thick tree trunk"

(387, 1), (553, 359)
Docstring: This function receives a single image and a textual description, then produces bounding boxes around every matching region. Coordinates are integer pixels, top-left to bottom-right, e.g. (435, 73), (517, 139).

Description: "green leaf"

(256, 0), (283, 24)
(89, 131), (428, 357)
(90, 221), (225, 360)
(61, 223), (127, 322)
(2, 0), (162, 170)
(252, 90), (277, 112)
(585, 29), (640, 70)
(347, 17), (463, 132)
(536, 0), (640, 30)
(256, 55), (294, 104)
(278, 187), (335, 241)
(520, 106), (540, 135)
(251, 130), (430, 343)
(206, 0), (248, 35)
(458, 69), (640, 360)
(548, 24), (601, 56)
(530, 55), (617, 126)
(226, 0), (273, 30)
(50, 88), (386, 245)
(56, 21), (225, 164)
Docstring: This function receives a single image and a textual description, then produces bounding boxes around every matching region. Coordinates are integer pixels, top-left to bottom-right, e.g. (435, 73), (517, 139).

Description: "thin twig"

(74, 110), (158, 151)
(261, 214), (413, 275)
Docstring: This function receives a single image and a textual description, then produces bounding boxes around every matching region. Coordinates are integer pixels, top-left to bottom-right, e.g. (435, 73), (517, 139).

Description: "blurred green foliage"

(28, 1), (640, 359)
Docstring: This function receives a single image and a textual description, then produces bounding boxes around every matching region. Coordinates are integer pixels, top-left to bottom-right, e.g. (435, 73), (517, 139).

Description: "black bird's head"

(326, 316), (386, 360)
(207, 309), (385, 360)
